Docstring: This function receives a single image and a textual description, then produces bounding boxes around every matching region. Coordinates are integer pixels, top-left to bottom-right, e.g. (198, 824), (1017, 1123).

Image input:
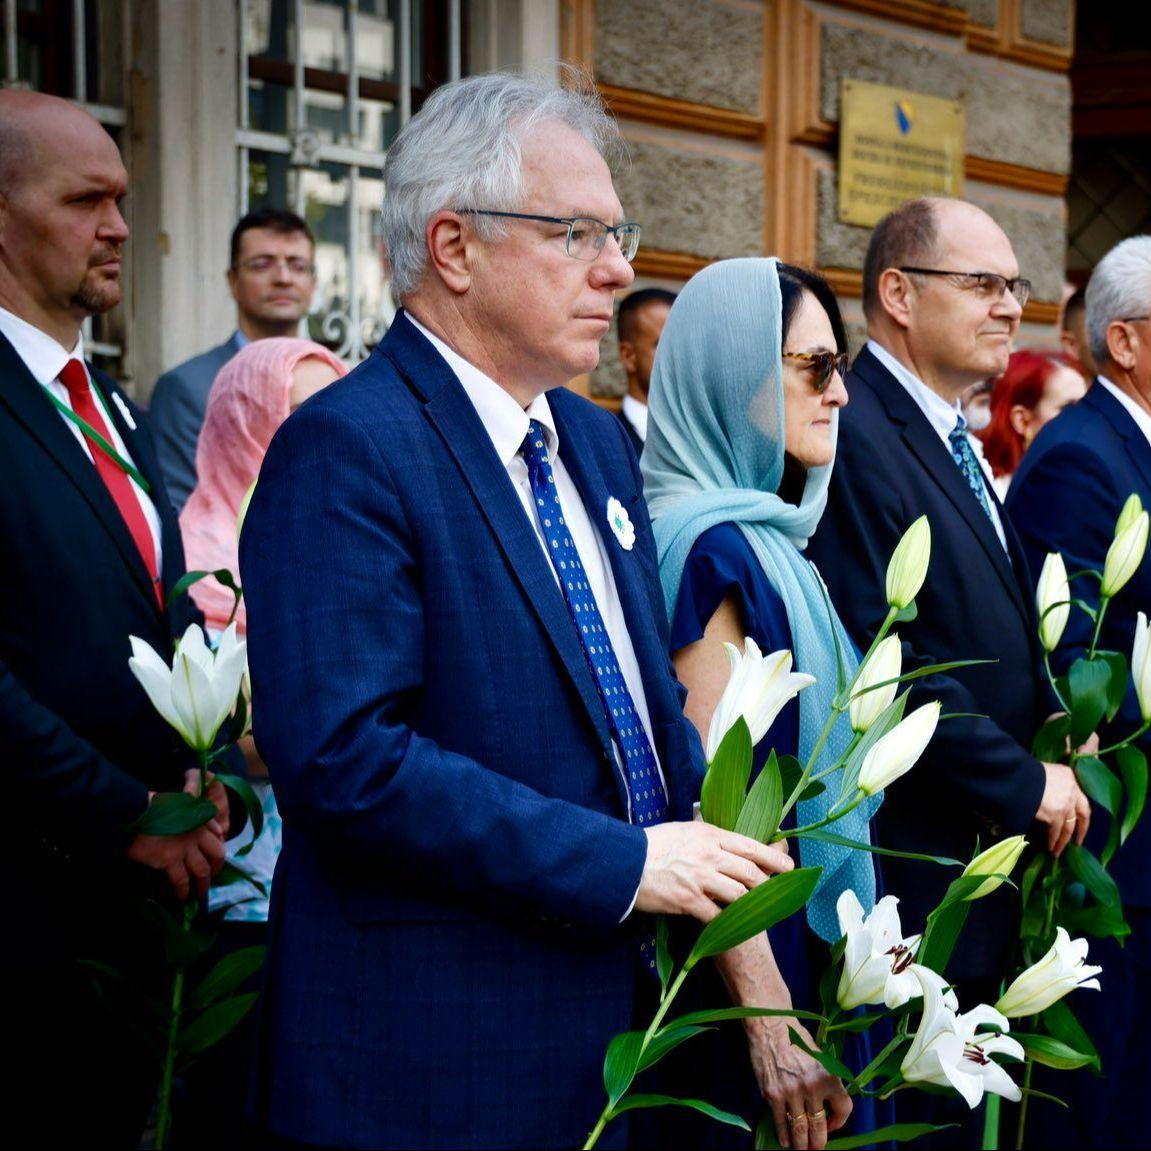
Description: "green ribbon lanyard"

(46, 376), (152, 494)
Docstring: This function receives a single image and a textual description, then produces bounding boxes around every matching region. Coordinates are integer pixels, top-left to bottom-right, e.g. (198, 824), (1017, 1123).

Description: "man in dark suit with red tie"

(0, 89), (227, 1143)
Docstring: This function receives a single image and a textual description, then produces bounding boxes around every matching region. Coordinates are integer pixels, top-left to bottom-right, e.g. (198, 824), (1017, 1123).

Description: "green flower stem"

(1096, 720), (1151, 757)
(155, 898), (196, 1149)
(1089, 594), (1111, 658)
(1014, 1059), (1034, 1151)
(846, 1034), (905, 1095)
(583, 965), (694, 1150)
(1043, 652), (1071, 715)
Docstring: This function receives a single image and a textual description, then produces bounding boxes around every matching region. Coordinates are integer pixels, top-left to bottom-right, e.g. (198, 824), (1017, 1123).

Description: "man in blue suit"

(807, 197), (1090, 1147)
(239, 74), (792, 1150)
(1008, 235), (1151, 1149)
(148, 207), (316, 511)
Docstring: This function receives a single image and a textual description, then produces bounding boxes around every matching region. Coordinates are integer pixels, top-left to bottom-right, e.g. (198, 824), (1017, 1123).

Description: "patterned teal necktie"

(949, 415), (993, 521)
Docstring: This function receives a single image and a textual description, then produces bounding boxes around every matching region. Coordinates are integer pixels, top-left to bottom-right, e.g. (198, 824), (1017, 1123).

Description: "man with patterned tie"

(239, 73), (793, 1151)
(0, 90), (227, 1142)
(807, 197), (1091, 1149)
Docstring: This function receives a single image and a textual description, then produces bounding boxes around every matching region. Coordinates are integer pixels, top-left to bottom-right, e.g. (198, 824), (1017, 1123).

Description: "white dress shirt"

(0, 305), (163, 574)
(868, 339), (1008, 550)
(621, 394), (648, 443)
(1099, 376), (1151, 448)
(407, 315), (665, 814)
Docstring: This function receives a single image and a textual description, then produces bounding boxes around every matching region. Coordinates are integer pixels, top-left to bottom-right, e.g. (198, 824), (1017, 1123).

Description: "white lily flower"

(1101, 508), (1149, 598)
(902, 967), (1023, 1109)
(1132, 612), (1151, 723)
(961, 835), (1028, 902)
(129, 622), (248, 752)
(1115, 493), (1144, 538)
(995, 927), (1102, 1019)
(835, 890), (922, 1010)
(857, 701), (941, 796)
(886, 516), (932, 610)
(849, 634), (902, 734)
(705, 639), (815, 761)
(1036, 553), (1071, 653)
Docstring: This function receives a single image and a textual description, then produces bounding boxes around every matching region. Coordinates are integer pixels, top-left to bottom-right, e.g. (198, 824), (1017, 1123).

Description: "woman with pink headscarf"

(174, 338), (346, 1146)
(180, 337), (346, 633)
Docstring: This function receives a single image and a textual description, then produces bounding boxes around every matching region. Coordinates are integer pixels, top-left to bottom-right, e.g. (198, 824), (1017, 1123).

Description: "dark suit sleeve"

(2, 659), (150, 850)
(1008, 441), (1125, 678)
(148, 370), (202, 513)
(810, 427), (1046, 835)
(240, 405), (648, 933)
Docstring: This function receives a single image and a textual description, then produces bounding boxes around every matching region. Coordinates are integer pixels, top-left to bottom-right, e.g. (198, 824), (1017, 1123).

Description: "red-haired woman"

(979, 350), (1087, 498)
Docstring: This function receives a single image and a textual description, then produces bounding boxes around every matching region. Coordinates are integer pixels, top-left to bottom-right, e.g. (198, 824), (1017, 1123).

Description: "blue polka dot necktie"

(520, 420), (669, 830)
(949, 415), (994, 522)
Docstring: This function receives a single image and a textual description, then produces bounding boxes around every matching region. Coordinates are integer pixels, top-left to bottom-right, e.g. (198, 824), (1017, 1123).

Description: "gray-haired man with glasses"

(808, 196), (1090, 1148)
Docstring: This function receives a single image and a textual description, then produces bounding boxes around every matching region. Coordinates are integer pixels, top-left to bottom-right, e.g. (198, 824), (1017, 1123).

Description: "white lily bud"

(1101, 509), (1149, 598)
(129, 622), (248, 752)
(1115, 493), (1145, 539)
(238, 479), (257, 538)
(1036, 553), (1070, 653)
(705, 638), (815, 762)
(849, 634), (902, 734)
(885, 516), (932, 610)
(857, 701), (941, 796)
(995, 927), (1102, 1019)
(960, 836), (1028, 901)
(1133, 612), (1151, 723)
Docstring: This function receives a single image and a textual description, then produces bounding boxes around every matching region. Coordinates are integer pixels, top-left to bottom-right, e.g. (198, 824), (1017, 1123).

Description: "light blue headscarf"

(642, 257), (880, 943)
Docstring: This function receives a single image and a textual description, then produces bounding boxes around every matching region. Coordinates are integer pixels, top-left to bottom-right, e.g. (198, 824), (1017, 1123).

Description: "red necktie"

(59, 359), (163, 610)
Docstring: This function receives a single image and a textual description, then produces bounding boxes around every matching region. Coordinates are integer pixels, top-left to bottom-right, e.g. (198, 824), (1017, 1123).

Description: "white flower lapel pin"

(606, 496), (636, 552)
(111, 391), (138, 430)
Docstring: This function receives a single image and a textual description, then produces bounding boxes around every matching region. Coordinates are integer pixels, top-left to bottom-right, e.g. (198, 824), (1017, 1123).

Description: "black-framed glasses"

(1121, 316), (1150, 323)
(782, 350), (848, 393)
(899, 266), (1031, 308)
(234, 255), (316, 278)
(455, 209), (642, 263)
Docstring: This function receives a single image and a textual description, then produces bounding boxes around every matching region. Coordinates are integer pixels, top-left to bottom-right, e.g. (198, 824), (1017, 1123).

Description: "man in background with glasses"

(238, 72), (792, 1150)
(148, 206), (317, 510)
(808, 196), (1090, 1148)
(1008, 236), (1151, 1151)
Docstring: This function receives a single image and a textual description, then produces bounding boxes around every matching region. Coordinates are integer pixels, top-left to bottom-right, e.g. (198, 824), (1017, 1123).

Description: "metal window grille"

(237, 0), (461, 363)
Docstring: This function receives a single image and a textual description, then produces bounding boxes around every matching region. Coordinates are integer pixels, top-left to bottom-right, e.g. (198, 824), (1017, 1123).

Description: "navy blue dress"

(665, 522), (889, 1146)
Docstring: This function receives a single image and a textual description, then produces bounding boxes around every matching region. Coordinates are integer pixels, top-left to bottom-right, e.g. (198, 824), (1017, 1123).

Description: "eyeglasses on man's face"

(899, 266), (1032, 309)
(455, 209), (642, 263)
(234, 255), (316, 278)
(782, 350), (849, 393)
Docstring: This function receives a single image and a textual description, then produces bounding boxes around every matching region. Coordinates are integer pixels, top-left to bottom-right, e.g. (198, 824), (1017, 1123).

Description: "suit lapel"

(385, 316), (620, 776)
(0, 334), (161, 613)
(855, 348), (1029, 620)
(1088, 381), (1151, 498)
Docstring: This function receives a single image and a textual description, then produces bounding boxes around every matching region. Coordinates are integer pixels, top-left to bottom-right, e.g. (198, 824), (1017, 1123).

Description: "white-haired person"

(1008, 235), (1151, 1151)
(238, 71), (793, 1151)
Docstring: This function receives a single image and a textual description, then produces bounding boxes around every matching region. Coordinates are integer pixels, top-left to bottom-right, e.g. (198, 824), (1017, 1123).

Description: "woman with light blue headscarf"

(642, 258), (888, 1150)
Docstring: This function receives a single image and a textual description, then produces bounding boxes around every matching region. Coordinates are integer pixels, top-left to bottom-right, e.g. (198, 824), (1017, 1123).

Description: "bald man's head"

(0, 89), (129, 344)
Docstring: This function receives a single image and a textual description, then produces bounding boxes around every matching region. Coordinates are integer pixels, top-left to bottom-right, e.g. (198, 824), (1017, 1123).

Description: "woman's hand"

(747, 1018), (852, 1150)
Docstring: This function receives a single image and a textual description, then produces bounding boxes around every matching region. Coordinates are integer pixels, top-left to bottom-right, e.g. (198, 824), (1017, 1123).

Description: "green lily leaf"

(786, 1026), (854, 1079)
(1118, 745), (1148, 847)
(188, 945), (265, 1013)
(1032, 714), (1071, 764)
(610, 1093), (749, 1130)
(655, 916), (673, 995)
(735, 750), (783, 844)
(1067, 658), (1111, 747)
(1012, 1032), (1096, 1071)
(167, 568), (241, 608)
(1094, 649), (1130, 721)
(836, 689), (911, 802)
(1042, 1000), (1101, 1072)
(130, 791), (218, 837)
(636, 1024), (713, 1073)
(798, 828), (961, 867)
(686, 867), (821, 967)
(178, 991), (259, 1057)
(667, 1006), (824, 1028)
(1075, 757), (1121, 817)
(213, 860), (267, 897)
(603, 1030), (645, 1106)
(700, 717), (753, 832)
(214, 771), (264, 853)
(1064, 844), (1121, 911)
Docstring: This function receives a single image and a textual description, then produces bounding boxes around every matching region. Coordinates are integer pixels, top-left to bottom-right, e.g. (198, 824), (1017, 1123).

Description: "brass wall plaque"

(838, 79), (965, 228)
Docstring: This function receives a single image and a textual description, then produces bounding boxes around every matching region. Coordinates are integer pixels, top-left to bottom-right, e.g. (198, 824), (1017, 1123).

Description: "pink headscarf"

(179, 337), (348, 633)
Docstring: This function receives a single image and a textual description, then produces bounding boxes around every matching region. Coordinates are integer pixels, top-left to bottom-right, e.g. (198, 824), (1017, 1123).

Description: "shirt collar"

(868, 338), (962, 445)
(233, 329), (251, 349)
(621, 393), (648, 441)
(1098, 375), (1151, 448)
(0, 304), (85, 386)
(406, 312), (560, 465)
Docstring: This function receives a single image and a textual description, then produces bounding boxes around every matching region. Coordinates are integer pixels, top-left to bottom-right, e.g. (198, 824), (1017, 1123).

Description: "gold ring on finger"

(787, 1111), (806, 1124)
(807, 1108), (827, 1121)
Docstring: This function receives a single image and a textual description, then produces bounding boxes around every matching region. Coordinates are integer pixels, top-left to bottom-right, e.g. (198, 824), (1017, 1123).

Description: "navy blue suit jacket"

(0, 330), (198, 969)
(239, 312), (705, 1149)
(808, 346), (1047, 981)
(1008, 379), (1151, 905)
